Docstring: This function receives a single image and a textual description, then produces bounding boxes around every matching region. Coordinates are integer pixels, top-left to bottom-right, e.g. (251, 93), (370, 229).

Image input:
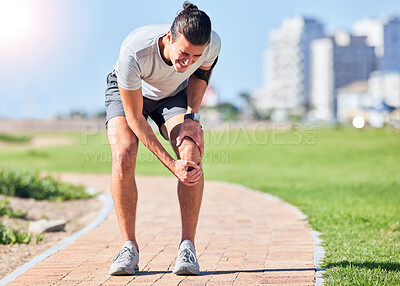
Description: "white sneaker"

(109, 240), (139, 275)
(172, 240), (200, 275)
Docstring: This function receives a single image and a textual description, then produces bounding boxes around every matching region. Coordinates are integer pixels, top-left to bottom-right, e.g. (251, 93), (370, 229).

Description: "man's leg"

(107, 116), (139, 251)
(163, 114), (204, 246)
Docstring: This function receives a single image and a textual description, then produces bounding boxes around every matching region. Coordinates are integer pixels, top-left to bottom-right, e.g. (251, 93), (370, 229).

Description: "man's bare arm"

(186, 64), (211, 113)
(119, 86), (200, 185)
(176, 65), (212, 156)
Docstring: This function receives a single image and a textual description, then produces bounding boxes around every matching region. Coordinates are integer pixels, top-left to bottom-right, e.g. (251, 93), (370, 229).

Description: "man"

(104, 2), (221, 276)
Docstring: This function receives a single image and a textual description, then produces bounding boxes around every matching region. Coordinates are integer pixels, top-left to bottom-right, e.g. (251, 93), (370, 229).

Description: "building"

(353, 17), (400, 70)
(253, 16), (325, 118)
(369, 69), (400, 107)
(352, 17), (386, 58)
(309, 37), (334, 121)
(381, 17), (400, 70)
(201, 85), (219, 107)
(336, 70), (400, 127)
(310, 31), (376, 121)
(336, 80), (369, 123)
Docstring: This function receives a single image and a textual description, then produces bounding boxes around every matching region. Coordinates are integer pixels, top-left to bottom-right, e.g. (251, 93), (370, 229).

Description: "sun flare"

(0, 0), (33, 48)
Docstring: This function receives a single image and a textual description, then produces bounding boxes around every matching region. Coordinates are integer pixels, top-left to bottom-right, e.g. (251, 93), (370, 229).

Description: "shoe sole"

(109, 265), (139, 276)
(173, 266), (200, 276)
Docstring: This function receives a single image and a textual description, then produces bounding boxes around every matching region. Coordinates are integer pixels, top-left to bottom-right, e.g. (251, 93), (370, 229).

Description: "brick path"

(7, 174), (315, 285)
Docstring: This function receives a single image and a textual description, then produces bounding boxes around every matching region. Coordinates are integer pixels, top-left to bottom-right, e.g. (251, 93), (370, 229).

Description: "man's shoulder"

(201, 30), (221, 62)
(210, 30), (221, 50)
(122, 24), (170, 54)
(211, 30), (221, 42)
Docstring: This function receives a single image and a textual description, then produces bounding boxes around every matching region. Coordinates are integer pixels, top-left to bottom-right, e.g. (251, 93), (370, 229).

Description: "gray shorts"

(104, 70), (187, 136)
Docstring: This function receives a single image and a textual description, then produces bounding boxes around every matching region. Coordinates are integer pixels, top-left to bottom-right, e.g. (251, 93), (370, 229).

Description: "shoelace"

(178, 246), (197, 263)
(113, 246), (135, 262)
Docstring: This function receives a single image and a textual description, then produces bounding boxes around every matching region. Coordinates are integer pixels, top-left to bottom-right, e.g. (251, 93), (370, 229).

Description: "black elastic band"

(192, 56), (219, 85)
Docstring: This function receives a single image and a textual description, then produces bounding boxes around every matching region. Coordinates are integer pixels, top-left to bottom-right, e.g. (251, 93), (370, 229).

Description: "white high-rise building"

(253, 16), (325, 117)
(309, 38), (334, 120)
(310, 31), (376, 121)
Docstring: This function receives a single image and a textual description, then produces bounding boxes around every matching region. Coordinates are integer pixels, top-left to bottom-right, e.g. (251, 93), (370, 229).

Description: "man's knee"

(107, 117), (138, 176)
(178, 137), (201, 163)
(111, 144), (138, 176)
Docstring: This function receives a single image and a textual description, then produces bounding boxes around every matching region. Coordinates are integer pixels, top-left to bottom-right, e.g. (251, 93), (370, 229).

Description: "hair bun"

(183, 1), (198, 10)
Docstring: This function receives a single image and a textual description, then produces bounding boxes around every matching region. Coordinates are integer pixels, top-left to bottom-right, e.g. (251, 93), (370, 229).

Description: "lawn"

(0, 124), (399, 285)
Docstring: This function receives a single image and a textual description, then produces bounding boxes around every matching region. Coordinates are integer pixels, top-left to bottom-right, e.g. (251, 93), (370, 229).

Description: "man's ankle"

(124, 239), (139, 252)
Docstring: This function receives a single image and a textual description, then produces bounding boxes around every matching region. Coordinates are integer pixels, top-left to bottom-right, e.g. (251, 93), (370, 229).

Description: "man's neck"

(159, 36), (172, 66)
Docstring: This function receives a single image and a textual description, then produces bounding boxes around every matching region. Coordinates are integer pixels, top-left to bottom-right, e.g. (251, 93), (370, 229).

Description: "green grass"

(0, 125), (399, 284)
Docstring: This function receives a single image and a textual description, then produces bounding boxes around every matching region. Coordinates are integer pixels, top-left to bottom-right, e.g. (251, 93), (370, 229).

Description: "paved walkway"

(8, 174), (316, 285)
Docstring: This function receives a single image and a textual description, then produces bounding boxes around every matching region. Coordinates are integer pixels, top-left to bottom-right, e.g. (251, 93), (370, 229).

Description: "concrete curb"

(0, 187), (113, 286)
(214, 181), (326, 286)
(312, 230), (326, 286)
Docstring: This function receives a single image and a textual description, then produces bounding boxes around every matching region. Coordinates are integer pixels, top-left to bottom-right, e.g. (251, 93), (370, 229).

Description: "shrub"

(0, 168), (92, 201)
(0, 222), (44, 244)
(0, 199), (26, 218)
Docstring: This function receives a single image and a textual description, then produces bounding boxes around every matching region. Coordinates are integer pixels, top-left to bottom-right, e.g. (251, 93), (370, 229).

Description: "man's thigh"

(107, 116), (139, 164)
(145, 88), (187, 140)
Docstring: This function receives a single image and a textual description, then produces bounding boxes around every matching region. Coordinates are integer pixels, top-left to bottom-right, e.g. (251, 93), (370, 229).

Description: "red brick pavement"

(7, 174), (315, 285)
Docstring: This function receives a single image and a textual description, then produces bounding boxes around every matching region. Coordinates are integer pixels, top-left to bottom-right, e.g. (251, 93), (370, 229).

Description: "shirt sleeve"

(201, 31), (221, 67)
(116, 44), (142, 91)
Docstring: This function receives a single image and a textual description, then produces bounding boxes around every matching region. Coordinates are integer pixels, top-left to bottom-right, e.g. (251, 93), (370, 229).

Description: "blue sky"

(0, 0), (399, 119)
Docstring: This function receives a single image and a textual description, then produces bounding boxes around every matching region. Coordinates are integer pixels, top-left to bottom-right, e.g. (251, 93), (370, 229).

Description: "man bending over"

(104, 1), (221, 276)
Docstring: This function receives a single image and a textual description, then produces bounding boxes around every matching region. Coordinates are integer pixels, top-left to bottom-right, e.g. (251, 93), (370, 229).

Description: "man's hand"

(176, 119), (204, 157)
(172, 160), (203, 186)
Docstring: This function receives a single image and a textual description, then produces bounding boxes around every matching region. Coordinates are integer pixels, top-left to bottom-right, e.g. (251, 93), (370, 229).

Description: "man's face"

(168, 33), (207, 73)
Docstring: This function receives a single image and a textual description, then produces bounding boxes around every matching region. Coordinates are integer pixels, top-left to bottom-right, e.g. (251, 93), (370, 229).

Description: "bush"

(0, 168), (92, 201)
(0, 200), (43, 244)
(0, 199), (26, 218)
(0, 222), (44, 244)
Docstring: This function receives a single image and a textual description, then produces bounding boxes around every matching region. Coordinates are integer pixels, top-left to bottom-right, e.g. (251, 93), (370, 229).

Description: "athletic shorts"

(104, 70), (187, 138)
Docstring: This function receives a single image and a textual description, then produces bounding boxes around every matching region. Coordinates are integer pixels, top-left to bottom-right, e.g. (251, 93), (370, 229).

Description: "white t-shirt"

(114, 24), (221, 100)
